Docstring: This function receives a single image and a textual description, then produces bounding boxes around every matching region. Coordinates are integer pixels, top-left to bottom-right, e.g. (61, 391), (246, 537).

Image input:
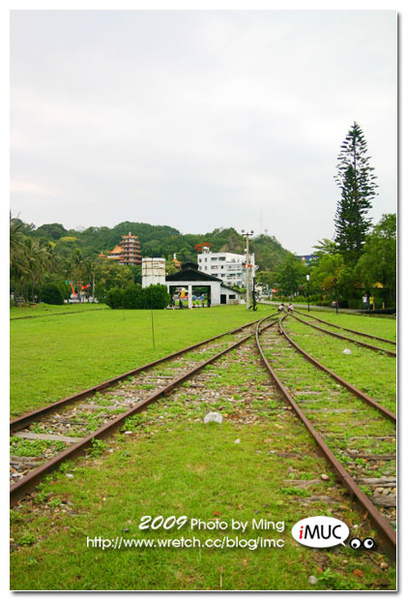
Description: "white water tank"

(142, 258), (166, 288)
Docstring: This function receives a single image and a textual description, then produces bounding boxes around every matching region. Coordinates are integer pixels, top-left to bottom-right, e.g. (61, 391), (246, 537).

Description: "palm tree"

(43, 240), (60, 274)
(10, 217), (26, 265)
(23, 237), (50, 302)
(83, 255), (99, 300)
(10, 216), (28, 303)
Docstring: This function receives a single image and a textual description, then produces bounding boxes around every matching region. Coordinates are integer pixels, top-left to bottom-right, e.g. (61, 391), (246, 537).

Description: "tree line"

(9, 217), (288, 305)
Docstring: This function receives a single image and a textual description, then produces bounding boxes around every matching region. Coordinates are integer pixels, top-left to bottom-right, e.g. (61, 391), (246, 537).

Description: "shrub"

(123, 284), (145, 309)
(58, 282), (72, 300)
(40, 283), (64, 305)
(143, 285), (171, 309)
(348, 299), (362, 309)
(105, 284), (170, 310)
(105, 287), (124, 309)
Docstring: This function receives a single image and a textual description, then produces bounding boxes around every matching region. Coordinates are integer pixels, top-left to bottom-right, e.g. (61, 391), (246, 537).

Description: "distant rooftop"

(296, 255), (315, 262)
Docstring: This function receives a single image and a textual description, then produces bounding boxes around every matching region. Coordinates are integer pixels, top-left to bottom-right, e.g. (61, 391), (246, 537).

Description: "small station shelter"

(165, 261), (240, 308)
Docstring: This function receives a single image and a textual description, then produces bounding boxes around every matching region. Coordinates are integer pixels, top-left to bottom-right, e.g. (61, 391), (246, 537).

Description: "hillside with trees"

(10, 217), (289, 304)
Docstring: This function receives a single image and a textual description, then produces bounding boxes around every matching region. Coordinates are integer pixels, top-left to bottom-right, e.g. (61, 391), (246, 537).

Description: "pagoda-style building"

(106, 244), (123, 262)
(119, 232), (141, 266)
(100, 232), (141, 266)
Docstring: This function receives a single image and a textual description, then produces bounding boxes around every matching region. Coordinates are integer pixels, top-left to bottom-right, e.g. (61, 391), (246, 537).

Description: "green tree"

(334, 122), (378, 264)
(276, 254), (307, 297)
(312, 238), (339, 260)
(73, 249), (86, 281)
(33, 223), (67, 240)
(82, 255), (99, 299)
(310, 253), (345, 298)
(10, 216), (27, 267)
(10, 216), (28, 302)
(94, 261), (134, 301)
(356, 214), (396, 307)
(22, 237), (50, 302)
(43, 241), (60, 274)
(255, 269), (276, 295)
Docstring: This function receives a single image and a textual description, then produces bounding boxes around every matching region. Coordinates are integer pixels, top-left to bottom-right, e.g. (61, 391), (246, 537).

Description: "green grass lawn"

(294, 309), (396, 342)
(10, 307), (397, 591)
(10, 302), (108, 319)
(10, 400), (395, 591)
(284, 318), (396, 414)
(10, 304), (269, 417)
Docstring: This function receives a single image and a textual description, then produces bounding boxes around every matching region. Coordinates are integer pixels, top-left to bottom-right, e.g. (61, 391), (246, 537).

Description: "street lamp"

(241, 230), (254, 309)
(306, 274), (310, 312)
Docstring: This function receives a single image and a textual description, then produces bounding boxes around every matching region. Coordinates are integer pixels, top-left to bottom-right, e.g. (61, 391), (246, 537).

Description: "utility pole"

(306, 274), (310, 312)
(241, 230), (254, 309)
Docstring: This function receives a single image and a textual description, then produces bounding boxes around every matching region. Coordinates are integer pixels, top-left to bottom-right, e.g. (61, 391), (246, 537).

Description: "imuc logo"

(291, 516), (350, 548)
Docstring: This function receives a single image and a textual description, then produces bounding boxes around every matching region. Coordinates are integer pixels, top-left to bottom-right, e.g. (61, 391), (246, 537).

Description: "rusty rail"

(295, 309), (396, 346)
(255, 316), (396, 557)
(277, 316), (395, 422)
(11, 316), (268, 433)
(11, 317), (278, 506)
(291, 313), (396, 358)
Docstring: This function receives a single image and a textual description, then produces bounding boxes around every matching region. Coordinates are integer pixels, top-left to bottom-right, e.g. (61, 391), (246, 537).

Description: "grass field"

(292, 309), (396, 341)
(10, 302), (108, 319)
(10, 422), (394, 591)
(10, 304), (268, 417)
(284, 318), (396, 415)
(9, 305), (397, 591)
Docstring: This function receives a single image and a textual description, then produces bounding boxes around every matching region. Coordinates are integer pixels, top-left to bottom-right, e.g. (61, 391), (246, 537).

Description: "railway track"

(10, 317), (276, 504)
(291, 311), (396, 357)
(11, 310), (396, 557)
(255, 314), (396, 556)
(278, 317), (395, 422)
(295, 309), (396, 346)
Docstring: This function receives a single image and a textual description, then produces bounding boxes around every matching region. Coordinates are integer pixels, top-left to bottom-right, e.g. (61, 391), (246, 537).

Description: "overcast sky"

(10, 10), (397, 254)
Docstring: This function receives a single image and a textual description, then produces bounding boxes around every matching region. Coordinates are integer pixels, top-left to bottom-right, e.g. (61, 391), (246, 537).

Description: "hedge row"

(105, 284), (171, 310)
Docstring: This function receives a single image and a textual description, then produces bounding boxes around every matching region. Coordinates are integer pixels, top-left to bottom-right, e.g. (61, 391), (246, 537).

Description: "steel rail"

(291, 313), (396, 358)
(10, 317), (278, 506)
(255, 317), (396, 557)
(295, 309), (396, 346)
(277, 315), (395, 422)
(11, 316), (273, 433)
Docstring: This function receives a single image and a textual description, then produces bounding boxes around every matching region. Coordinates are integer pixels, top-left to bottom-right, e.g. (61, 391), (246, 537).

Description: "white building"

(166, 261), (241, 307)
(197, 247), (256, 289)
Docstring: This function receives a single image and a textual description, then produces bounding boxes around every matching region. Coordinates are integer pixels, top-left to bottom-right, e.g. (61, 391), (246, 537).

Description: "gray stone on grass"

(204, 412), (223, 424)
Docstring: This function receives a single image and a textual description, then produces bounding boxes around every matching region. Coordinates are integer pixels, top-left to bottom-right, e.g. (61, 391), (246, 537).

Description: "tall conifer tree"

(334, 122), (378, 264)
